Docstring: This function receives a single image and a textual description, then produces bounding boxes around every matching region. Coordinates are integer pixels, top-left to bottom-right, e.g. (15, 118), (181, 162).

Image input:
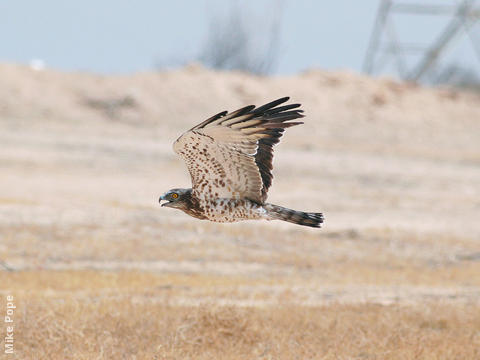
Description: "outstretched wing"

(173, 97), (304, 203)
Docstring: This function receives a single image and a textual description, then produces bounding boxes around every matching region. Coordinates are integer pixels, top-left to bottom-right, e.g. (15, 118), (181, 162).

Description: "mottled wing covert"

(173, 97), (304, 203)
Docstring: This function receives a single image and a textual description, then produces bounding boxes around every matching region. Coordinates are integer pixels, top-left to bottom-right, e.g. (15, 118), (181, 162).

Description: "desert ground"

(0, 62), (479, 359)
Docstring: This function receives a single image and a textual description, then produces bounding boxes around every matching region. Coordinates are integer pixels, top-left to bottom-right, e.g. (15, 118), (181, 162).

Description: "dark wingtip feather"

(262, 121), (303, 129)
(229, 104), (256, 118)
(253, 97), (290, 114)
(266, 111), (305, 122)
(190, 110), (228, 131)
(264, 103), (302, 115)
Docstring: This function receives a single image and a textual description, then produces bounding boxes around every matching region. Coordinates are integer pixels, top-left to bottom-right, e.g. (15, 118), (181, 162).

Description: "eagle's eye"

(171, 193), (178, 199)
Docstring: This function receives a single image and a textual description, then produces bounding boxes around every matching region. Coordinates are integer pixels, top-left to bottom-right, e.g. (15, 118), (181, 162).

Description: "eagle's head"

(158, 188), (191, 210)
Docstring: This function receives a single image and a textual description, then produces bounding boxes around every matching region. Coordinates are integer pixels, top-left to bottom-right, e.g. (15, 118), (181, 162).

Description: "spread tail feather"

(264, 203), (324, 228)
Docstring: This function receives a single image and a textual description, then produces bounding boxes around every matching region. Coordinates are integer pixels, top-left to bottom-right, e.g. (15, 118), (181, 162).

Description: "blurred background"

(1, 0), (479, 87)
(1, 1), (480, 359)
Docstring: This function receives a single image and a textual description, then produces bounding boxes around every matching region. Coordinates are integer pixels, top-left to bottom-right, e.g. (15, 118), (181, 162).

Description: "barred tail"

(264, 203), (324, 228)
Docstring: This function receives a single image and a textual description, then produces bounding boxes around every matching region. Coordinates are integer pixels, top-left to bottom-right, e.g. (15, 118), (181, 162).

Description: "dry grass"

(1, 270), (480, 359)
(1, 281), (479, 360)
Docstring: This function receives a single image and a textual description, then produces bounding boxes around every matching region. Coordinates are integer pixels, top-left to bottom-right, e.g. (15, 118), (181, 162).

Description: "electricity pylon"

(363, 0), (480, 82)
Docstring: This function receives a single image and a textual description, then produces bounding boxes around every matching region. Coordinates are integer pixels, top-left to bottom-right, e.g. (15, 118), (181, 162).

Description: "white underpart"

(200, 198), (268, 223)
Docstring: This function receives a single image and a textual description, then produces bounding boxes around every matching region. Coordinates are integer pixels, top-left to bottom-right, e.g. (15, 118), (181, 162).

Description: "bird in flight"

(159, 97), (323, 228)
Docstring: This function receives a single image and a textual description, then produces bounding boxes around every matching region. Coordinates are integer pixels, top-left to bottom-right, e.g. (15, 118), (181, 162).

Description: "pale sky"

(0, 0), (478, 78)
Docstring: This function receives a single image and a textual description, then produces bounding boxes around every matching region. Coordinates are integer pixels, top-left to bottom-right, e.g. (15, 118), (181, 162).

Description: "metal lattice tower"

(363, 0), (480, 82)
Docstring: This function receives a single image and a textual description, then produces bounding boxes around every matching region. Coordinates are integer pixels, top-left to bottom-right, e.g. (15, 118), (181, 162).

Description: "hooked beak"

(159, 194), (173, 207)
